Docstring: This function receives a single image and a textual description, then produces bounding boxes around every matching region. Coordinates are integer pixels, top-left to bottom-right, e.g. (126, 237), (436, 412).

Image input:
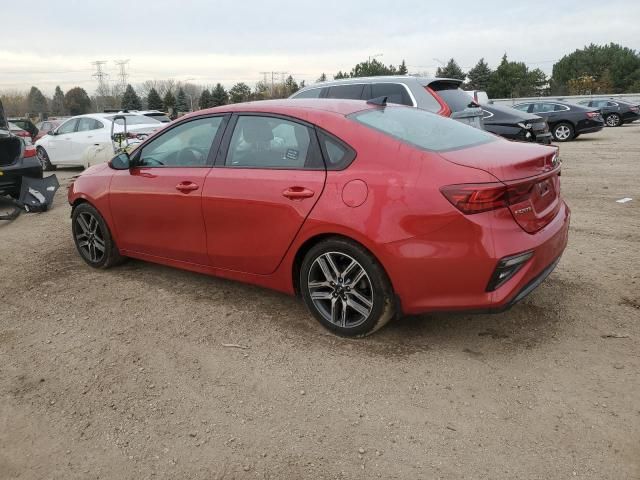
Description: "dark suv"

(512, 100), (604, 142)
(290, 76), (484, 129)
(577, 99), (640, 127)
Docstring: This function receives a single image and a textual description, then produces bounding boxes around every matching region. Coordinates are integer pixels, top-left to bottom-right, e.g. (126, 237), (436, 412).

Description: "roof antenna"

(366, 96), (388, 107)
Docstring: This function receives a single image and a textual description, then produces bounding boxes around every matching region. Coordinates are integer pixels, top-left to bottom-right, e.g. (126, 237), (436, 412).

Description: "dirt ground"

(1, 124), (639, 480)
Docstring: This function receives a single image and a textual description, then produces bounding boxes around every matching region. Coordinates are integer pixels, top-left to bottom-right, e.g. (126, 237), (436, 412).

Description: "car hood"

(483, 104), (542, 125)
(81, 162), (111, 176)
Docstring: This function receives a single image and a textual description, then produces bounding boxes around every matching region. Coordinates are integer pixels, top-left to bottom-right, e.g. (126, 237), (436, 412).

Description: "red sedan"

(68, 99), (570, 336)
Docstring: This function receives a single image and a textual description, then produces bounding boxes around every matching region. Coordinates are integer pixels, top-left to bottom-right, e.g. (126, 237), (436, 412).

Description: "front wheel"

(552, 122), (574, 142)
(300, 238), (396, 337)
(36, 147), (56, 171)
(605, 113), (621, 127)
(72, 203), (125, 268)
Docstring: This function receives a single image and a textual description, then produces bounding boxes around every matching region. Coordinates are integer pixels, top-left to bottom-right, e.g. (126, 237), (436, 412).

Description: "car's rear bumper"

(381, 200), (571, 315)
(575, 119), (605, 135)
(0, 157), (42, 197)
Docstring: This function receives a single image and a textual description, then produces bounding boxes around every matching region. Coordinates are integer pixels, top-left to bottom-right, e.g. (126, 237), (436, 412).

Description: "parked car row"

(577, 99), (640, 127)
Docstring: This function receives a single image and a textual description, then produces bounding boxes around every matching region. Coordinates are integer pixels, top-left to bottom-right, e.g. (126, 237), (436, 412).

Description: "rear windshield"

(146, 113), (171, 123)
(431, 83), (476, 112)
(350, 106), (496, 152)
(107, 115), (160, 125)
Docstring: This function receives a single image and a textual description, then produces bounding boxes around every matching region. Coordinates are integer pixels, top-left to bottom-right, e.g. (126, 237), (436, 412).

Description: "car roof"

(187, 98), (382, 119)
(295, 75), (462, 92)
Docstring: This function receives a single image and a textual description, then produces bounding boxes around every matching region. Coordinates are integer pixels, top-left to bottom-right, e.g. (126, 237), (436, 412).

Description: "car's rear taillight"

(23, 146), (37, 158)
(630, 106), (639, 113)
(425, 86), (452, 117)
(440, 181), (534, 215)
(586, 111), (600, 119)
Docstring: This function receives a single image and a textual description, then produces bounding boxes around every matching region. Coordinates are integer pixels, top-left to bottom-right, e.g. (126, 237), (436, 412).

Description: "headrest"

(242, 121), (273, 144)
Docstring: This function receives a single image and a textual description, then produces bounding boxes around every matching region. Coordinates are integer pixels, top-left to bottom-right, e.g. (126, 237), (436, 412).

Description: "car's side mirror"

(50, 129), (57, 136)
(109, 152), (130, 170)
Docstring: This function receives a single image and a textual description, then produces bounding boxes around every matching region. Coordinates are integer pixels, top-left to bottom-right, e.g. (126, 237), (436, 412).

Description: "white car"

(35, 113), (163, 170)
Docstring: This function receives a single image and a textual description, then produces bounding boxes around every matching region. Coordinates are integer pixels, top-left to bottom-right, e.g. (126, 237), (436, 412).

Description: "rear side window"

(293, 88), (324, 99)
(606, 101), (618, 107)
(350, 106), (496, 152)
(553, 104), (569, 111)
(513, 104), (530, 112)
(317, 131), (356, 170)
(369, 83), (413, 106)
(327, 84), (364, 100)
(77, 118), (103, 131)
(531, 103), (555, 113)
(429, 83), (472, 112)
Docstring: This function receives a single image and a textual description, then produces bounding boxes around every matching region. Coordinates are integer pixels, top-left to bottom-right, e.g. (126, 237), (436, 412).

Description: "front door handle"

(282, 186), (315, 200)
(176, 181), (199, 193)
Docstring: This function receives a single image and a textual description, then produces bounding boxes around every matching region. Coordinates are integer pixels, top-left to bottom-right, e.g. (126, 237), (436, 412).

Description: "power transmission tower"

(115, 59), (130, 92)
(258, 71), (288, 97)
(91, 61), (109, 111)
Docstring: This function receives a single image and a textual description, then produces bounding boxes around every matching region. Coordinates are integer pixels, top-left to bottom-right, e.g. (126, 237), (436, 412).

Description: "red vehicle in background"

(68, 99), (569, 337)
(34, 119), (63, 141)
(8, 122), (32, 144)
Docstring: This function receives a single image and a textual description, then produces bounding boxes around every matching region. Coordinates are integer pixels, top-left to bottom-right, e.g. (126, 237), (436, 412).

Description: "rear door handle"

(176, 181), (199, 193)
(282, 186), (314, 200)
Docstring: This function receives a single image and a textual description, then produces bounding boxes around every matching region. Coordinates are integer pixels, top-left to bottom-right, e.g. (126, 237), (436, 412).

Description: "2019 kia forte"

(68, 99), (570, 337)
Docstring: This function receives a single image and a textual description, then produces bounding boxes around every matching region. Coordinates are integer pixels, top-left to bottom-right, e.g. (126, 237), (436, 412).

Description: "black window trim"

(130, 113), (231, 169)
(315, 127), (357, 171)
(214, 112), (326, 171)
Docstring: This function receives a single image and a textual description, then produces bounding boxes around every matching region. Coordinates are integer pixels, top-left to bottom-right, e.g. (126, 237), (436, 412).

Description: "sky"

(1, 0), (639, 95)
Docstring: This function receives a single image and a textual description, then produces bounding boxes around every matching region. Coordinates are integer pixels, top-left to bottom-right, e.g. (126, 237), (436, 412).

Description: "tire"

(72, 203), (125, 269)
(36, 147), (56, 171)
(605, 113), (621, 127)
(552, 122), (574, 142)
(300, 238), (396, 337)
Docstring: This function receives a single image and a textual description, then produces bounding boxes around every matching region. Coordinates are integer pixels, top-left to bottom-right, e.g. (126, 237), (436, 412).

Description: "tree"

(486, 54), (547, 98)
(176, 88), (189, 112)
(317, 73), (328, 82)
(436, 58), (466, 81)
(163, 90), (176, 112)
(229, 83), (252, 103)
(284, 75), (299, 96)
(27, 86), (48, 115)
(64, 87), (92, 115)
(252, 82), (270, 101)
(51, 86), (66, 116)
(210, 83), (228, 107)
(465, 58), (492, 91)
(551, 43), (640, 94)
(198, 89), (211, 109)
(398, 60), (408, 75)
(334, 71), (349, 80)
(349, 58), (398, 77)
(147, 88), (163, 110)
(121, 84), (142, 110)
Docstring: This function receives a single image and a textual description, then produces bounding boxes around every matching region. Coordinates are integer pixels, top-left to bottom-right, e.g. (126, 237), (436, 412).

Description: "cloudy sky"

(2, 0), (639, 95)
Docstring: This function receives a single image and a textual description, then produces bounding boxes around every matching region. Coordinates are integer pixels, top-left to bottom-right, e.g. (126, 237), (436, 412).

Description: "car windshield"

(107, 115), (161, 125)
(350, 106), (496, 152)
(433, 86), (478, 112)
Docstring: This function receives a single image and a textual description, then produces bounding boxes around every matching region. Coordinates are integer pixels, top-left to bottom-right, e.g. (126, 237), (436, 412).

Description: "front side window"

(327, 84), (364, 100)
(370, 83), (413, 106)
(138, 116), (223, 167)
(225, 116), (320, 169)
(350, 106), (496, 152)
(57, 119), (78, 134)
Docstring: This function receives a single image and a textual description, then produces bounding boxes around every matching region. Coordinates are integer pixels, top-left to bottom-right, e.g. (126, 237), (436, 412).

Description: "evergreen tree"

(284, 75), (299, 96)
(64, 87), (92, 115)
(27, 86), (48, 114)
(163, 90), (176, 112)
(398, 60), (408, 75)
(486, 54), (547, 98)
(176, 88), (189, 112)
(51, 86), (66, 115)
(334, 71), (349, 79)
(121, 84), (142, 110)
(317, 73), (328, 82)
(252, 82), (270, 101)
(198, 89), (211, 109)
(229, 83), (252, 103)
(210, 83), (228, 107)
(436, 58), (466, 81)
(466, 58), (492, 91)
(146, 88), (164, 110)
(350, 58), (397, 77)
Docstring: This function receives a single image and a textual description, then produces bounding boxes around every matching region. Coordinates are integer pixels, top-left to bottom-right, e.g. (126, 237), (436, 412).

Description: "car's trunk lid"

(439, 140), (562, 233)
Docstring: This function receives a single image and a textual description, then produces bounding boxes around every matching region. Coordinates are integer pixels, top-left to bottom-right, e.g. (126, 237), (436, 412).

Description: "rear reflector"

(486, 251), (533, 291)
(440, 181), (534, 215)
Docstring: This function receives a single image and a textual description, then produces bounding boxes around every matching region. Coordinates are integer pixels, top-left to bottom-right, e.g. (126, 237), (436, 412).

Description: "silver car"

(290, 76), (484, 129)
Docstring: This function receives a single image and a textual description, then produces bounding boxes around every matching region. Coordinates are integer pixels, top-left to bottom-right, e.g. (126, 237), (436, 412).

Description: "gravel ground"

(1, 125), (639, 479)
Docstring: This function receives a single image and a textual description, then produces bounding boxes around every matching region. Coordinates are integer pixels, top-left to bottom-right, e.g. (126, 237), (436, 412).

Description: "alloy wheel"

(554, 125), (571, 141)
(606, 114), (620, 127)
(75, 212), (106, 263)
(307, 252), (374, 328)
(36, 148), (49, 170)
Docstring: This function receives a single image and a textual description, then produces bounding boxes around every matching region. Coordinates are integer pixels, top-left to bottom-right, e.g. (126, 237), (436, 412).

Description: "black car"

(577, 99), (640, 127)
(8, 117), (39, 141)
(482, 104), (552, 144)
(512, 100), (604, 142)
(0, 101), (42, 198)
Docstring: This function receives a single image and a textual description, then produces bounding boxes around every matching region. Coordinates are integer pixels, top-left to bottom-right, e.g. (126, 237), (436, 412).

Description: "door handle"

(176, 181), (199, 193)
(282, 186), (315, 200)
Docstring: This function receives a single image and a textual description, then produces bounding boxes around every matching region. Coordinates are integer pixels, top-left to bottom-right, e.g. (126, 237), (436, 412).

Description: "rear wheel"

(72, 203), (125, 269)
(552, 122), (574, 142)
(300, 238), (396, 337)
(36, 147), (56, 171)
(605, 113), (621, 127)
